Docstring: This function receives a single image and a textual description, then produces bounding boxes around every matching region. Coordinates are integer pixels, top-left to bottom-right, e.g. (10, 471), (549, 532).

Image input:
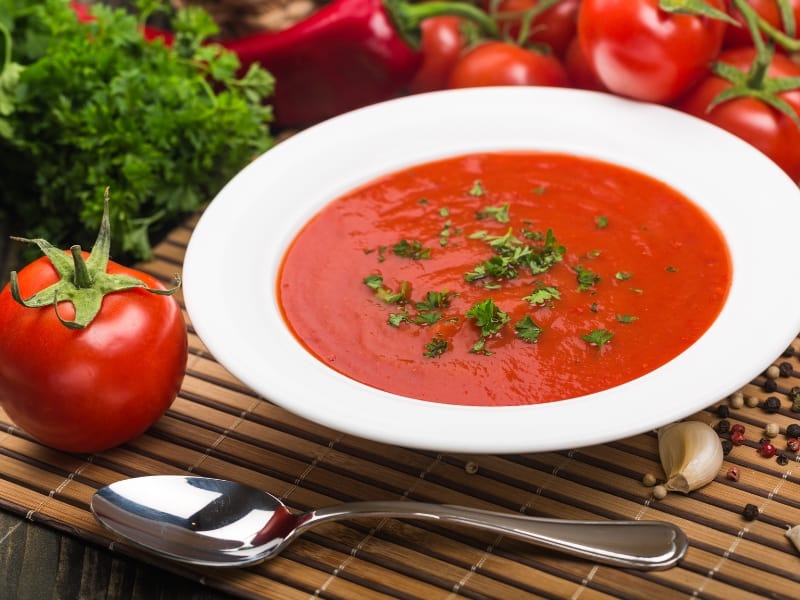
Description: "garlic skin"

(657, 421), (723, 493)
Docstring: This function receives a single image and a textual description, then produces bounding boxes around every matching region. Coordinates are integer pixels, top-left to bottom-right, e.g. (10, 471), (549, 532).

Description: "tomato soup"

(278, 152), (731, 406)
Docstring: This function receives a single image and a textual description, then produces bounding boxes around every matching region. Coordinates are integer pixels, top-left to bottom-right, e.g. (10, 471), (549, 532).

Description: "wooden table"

(2, 217), (800, 599)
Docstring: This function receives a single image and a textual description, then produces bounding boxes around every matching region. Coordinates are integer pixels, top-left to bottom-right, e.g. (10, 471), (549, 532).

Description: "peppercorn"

(729, 392), (744, 409)
(721, 439), (734, 455)
(777, 453), (790, 466)
(763, 396), (781, 413)
(759, 441), (777, 458)
(787, 438), (800, 453)
(731, 430), (746, 446)
(791, 389), (800, 413)
(731, 423), (746, 435)
(783, 344), (795, 357)
(742, 503), (760, 521)
(766, 365), (781, 379)
(765, 423), (780, 438)
(787, 423), (800, 438)
(716, 405), (730, 419)
(726, 466), (740, 482)
(745, 394), (760, 408)
(779, 361), (795, 377)
(464, 461), (479, 474)
(715, 419), (730, 434)
(642, 473), (657, 487)
(763, 378), (778, 393)
(652, 485), (668, 500)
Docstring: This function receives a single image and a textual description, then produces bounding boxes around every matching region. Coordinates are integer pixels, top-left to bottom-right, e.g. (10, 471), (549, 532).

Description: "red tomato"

(0, 254), (188, 453)
(578, 0), (729, 103)
(725, 0), (800, 48)
(564, 36), (607, 91)
(491, 0), (581, 56)
(676, 47), (800, 182)
(447, 41), (570, 88)
(408, 17), (468, 93)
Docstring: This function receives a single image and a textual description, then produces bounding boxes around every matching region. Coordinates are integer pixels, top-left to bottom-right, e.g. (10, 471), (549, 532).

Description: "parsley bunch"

(0, 0), (274, 262)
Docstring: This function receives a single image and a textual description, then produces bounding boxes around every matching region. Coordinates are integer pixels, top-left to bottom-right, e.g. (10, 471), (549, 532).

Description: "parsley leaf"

(616, 314), (638, 323)
(392, 239), (432, 260)
(476, 203), (510, 223)
(515, 316), (544, 343)
(581, 329), (614, 348)
(423, 336), (448, 358)
(468, 180), (486, 196)
(523, 283), (561, 306)
(574, 265), (601, 291)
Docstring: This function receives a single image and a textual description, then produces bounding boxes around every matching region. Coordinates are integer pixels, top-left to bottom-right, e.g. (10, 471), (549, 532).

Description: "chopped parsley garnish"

(615, 271), (632, 281)
(595, 215), (609, 229)
(465, 227), (565, 285)
(393, 239), (431, 260)
(616, 314), (638, 323)
(388, 313), (411, 327)
(414, 311), (443, 325)
(666, 265), (679, 272)
(574, 265), (600, 292)
(468, 180), (486, 196)
(581, 329), (614, 348)
(363, 275), (410, 304)
(423, 337), (448, 358)
(466, 299), (509, 354)
(476, 203), (510, 223)
(515, 316), (544, 343)
(416, 290), (455, 311)
(523, 282), (561, 306)
(439, 207), (449, 217)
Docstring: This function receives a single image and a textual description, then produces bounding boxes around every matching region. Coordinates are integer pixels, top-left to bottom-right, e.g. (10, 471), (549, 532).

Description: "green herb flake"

(418, 198), (429, 205)
(666, 265), (679, 272)
(388, 313), (410, 327)
(523, 283), (561, 306)
(595, 216), (609, 229)
(363, 274), (384, 290)
(574, 265), (601, 292)
(581, 329), (614, 348)
(414, 311), (443, 325)
(392, 239), (431, 260)
(515, 316), (544, 343)
(468, 180), (486, 197)
(466, 299), (510, 337)
(423, 337), (448, 358)
(616, 314), (638, 323)
(439, 207), (450, 217)
(476, 203), (510, 223)
(416, 290), (455, 311)
(615, 271), (633, 281)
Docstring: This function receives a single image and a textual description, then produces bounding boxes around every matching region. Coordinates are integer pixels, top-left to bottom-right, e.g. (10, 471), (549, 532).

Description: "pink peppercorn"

(759, 441), (777, 458)
(731, 423), (746, 435)
(726, 466), (740, 482)
(731, 430), (746, 445)
(788, 438), (800, 453)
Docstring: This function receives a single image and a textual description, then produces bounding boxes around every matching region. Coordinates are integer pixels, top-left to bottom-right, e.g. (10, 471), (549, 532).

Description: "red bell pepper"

(76, 0), (497, 127)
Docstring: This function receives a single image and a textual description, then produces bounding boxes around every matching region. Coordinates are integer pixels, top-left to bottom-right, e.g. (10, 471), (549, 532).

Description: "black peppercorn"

(763, 378), (778, 393)
(787, 423), (800, 439)
(779, 362), (795, 377)
(721, 439), (734, 455)
(742, 503), (760, 521)
(777, 453), (790, 466)
(716, 405), (730, 419)
(715, 419), (730, 434)
(763, 396), (781, 413)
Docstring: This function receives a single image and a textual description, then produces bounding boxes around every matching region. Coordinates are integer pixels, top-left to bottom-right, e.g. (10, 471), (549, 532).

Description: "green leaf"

(515, 316), (544, 343)
(581, 328), (615, 348)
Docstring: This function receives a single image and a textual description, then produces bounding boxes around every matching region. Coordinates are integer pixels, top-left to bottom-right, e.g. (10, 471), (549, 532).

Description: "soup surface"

(278, 152), (732, 406)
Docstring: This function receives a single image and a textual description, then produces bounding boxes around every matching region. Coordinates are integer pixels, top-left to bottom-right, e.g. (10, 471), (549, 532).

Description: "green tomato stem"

(70, 245), (94, 288)
(384, 0), (499, 49)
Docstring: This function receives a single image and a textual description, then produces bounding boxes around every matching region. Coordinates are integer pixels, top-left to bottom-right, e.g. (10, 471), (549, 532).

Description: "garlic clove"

(658, 420), (723, 494)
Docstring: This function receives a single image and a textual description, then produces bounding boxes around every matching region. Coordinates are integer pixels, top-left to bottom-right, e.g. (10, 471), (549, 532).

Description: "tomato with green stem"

(447, 40), (570, 88)
(676, 46), (800, 182)
(0, 193), (188, 453)
(724, 0), (800, 48)
(488, 0), (580, 56)
(577, 0), (732, 103)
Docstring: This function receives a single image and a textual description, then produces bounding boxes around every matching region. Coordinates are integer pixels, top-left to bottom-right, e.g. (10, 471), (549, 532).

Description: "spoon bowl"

(91, 475), (688, 570)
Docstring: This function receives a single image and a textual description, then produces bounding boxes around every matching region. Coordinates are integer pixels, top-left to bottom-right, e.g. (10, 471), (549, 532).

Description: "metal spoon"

(90, 475), (687, 570)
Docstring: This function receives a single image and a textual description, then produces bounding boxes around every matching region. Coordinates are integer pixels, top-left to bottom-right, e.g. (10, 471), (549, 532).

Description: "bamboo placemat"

(2, 216), (800, 600)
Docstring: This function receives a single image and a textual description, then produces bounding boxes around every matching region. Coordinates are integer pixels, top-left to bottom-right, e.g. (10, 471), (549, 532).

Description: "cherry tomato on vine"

(489, 0), (580, 56)
(577, 0), (729, 103)
(447, 41), (570, 88)
(408, 16), (470, 93)
(564, 36), (607, 91)
(676, 47), (800, 182)
(0, 200), (188, 453)
(724, 0), (800, 48)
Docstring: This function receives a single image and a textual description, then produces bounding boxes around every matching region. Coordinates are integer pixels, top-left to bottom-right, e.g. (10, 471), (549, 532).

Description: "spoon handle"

(301, 501), (687, 570)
